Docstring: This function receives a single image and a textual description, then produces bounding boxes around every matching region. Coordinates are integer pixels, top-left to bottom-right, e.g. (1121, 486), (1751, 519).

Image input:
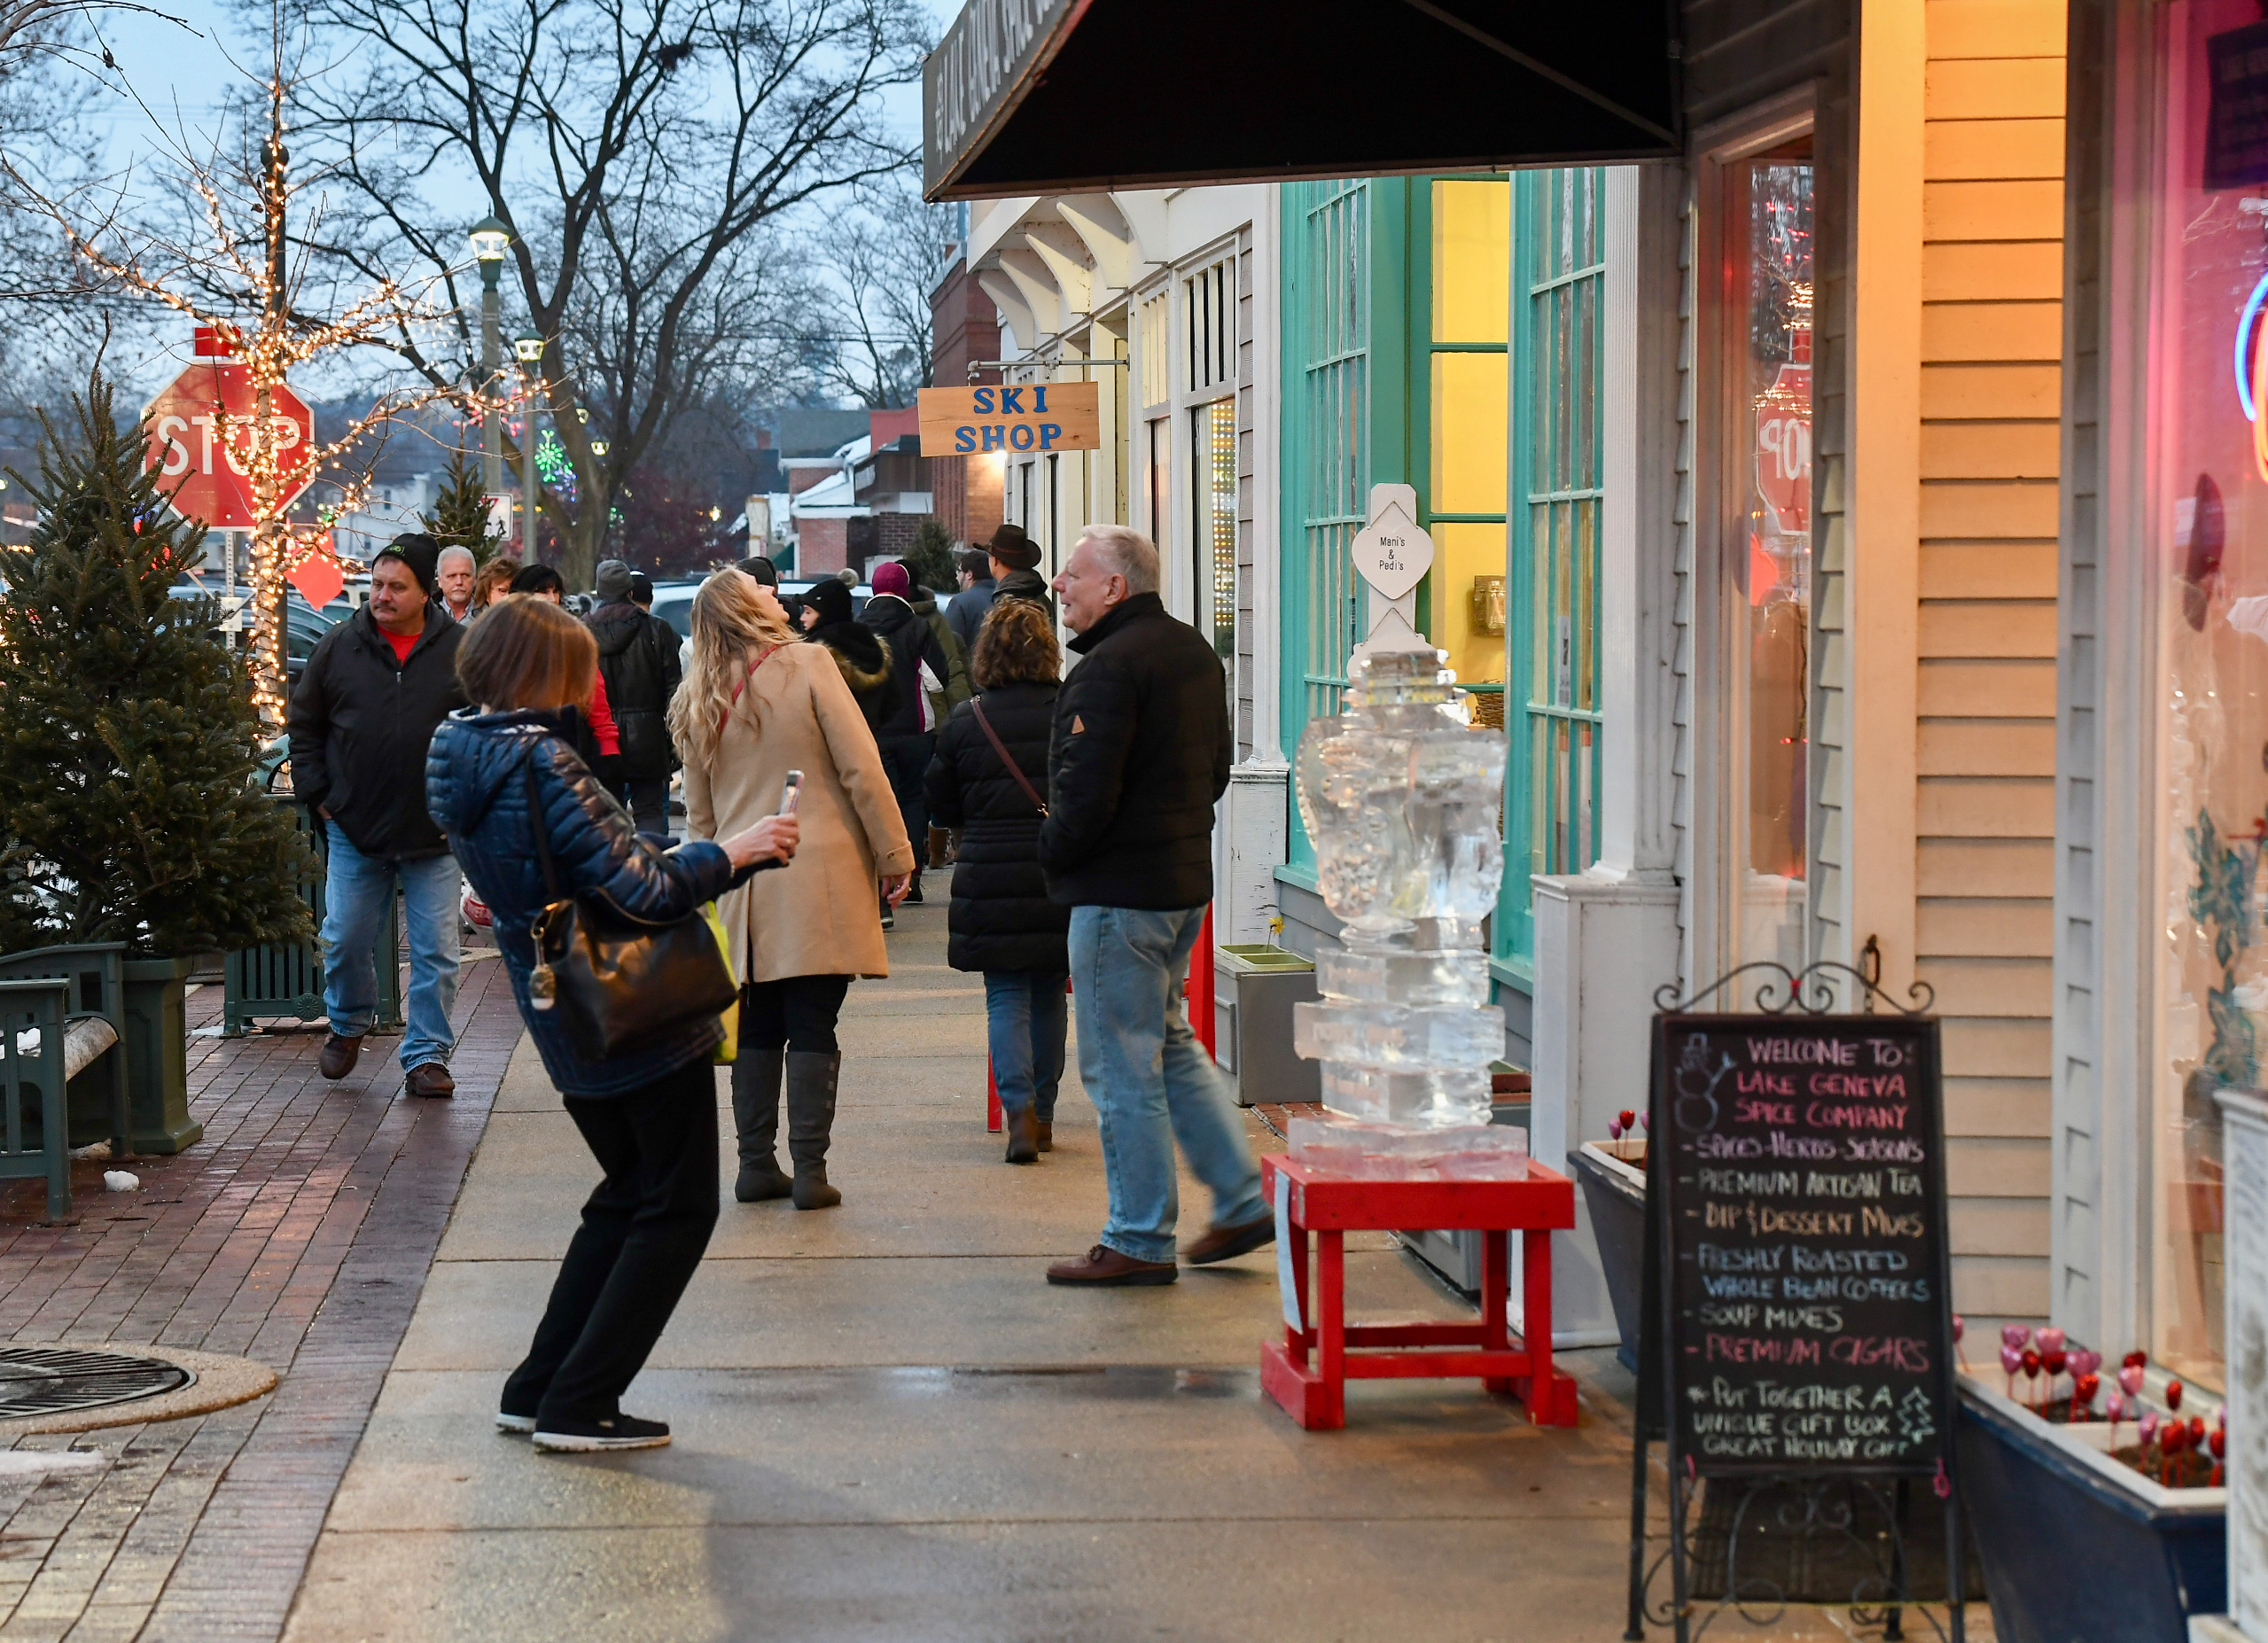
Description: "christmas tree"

(0, 372), (314, 955)
(420, 448), (498, 566)
(902, 517), (958, 595)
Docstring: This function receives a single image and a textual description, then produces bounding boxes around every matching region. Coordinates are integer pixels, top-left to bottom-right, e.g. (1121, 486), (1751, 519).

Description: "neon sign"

(2234, 269), (2268, 479)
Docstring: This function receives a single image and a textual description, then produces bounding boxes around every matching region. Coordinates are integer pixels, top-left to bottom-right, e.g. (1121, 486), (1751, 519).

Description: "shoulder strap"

(718, 644), (779, 738)
(523, 751), (564, 900)
(970, 698), (1047, 816)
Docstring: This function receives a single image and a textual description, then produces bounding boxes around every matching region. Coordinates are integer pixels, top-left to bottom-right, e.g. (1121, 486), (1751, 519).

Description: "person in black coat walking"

(586, 560), (682, 837)
(286, 533), (468, 1096)
(924, 599), (1069, 1164)
(859, 560), (950, 906)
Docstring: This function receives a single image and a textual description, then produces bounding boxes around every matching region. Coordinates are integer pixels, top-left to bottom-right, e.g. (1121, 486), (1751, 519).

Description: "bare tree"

(284, 0), (928, 586)
(801, 172), (953, 408)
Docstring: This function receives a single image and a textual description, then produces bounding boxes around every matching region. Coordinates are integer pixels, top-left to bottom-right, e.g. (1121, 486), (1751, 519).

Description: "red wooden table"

(1260, 1153), (1579, 1430)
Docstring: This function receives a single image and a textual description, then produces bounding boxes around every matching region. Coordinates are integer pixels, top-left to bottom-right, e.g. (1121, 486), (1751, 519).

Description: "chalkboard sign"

(1650, 1011), (1952, 1478)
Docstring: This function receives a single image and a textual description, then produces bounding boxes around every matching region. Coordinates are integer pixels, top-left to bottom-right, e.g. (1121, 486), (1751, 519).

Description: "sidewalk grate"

(0, 1345), (190, 1419)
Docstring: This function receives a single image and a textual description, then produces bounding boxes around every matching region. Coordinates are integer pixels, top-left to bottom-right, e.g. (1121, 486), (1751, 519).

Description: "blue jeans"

(1069, 906), (1264, 1265)
(985, 970), (1068, 1122)
(320, 822), (461, 1072)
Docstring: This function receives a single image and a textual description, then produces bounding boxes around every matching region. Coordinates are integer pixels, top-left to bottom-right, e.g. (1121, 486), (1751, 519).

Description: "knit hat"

(985, 524), (1040, 572)
(374, 532), (442, 593)
(628, 572), (654, 603)
(869, 560), (911, 597)
(595, 559), (634, 603)
(737, 555), (779, 587)
(801, 577), (853, 628)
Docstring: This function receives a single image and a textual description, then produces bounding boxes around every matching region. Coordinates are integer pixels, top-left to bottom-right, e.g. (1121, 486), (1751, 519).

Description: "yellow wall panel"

(1923, 241), (2066, 302)
(1924, 55), (2067, 118)
(1925, 178), (2067, 240)
(1917, 895), (2055, 954)
(1916, 955), (2054, 1016)
(1945, 1078), (2054, 1137)
(1927, 0), (2068, 59)
(1921, 362), (2062, 419)
(1919, 543), (2058, 598)
(1947, 1253), (2050, 1320)
(1925, 118), (2066, 179)
(1920, 479), (2060, 538)
(1919, 600), (2059, 656)
(1923, 303), (2064, 364)
(1946, 1133), (2054, 1196)
(1918, 658), (2058, 716)
(1948, 1196), (2052, 1258)
(1920, 418), (2061, 476)
(1919, 719), (2057, 775)
(1918, 779), (2057, 837)
(1919, 837), (2056, 897)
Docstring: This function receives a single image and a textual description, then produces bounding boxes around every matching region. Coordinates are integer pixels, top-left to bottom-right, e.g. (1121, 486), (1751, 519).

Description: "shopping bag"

(705, 902), (739, 1064)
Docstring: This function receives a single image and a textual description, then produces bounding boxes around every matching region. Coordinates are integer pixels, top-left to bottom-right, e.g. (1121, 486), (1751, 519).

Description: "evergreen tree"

(420, 447), (499, 566)
(0, 372), (314, 954)
(902, 517), (958, 595)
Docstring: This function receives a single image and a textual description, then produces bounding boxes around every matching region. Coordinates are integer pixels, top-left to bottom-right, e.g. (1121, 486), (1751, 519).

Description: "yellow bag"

(705, 902), (739, 1064)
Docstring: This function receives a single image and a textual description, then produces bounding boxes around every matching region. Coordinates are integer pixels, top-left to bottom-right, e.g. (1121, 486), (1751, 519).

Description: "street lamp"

(513, 331), (543, 556)
(468, 215), (510, 498)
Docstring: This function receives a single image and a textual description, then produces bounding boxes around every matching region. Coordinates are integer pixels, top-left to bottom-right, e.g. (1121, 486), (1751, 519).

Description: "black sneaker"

(495, 1411), (536, 1436)
(531, 1413), (671, 1452)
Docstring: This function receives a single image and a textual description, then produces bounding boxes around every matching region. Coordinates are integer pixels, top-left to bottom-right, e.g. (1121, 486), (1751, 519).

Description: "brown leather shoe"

(1183, 1214), (1276, 1266)
(1035, 1120), (1053, 1153)
(1004, 1109), (1039, 1164)
(405, 1062), (456, 1098)
(1046, 1244), (1177, 1287)
(318, 1033), (362, 1080)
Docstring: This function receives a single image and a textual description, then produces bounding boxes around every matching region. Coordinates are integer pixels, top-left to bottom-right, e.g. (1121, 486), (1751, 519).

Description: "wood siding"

(1920, 0), (2066, 1324)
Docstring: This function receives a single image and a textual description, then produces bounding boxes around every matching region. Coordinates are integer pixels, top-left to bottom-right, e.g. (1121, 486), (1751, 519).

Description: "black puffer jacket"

(1040, 593), (1230, 909)
(924, 682), (1068, 973)
(858, 593), (947, 737)
(288, 603), (466, 860)
(807, 620), (895, 732)
(587, 600), (682, 777)
(426, 708), (768, 1096)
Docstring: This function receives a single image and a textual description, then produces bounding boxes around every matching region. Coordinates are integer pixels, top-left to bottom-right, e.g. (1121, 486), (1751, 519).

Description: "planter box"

(1957, 1374), (2225, 1643)
(72, 956), (201, 1155)
(1212, 945), (1318, 1107)
(1570, 1141), (1647, 1372)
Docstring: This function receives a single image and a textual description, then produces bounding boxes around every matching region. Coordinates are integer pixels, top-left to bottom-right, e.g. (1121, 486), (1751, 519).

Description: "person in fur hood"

(798, 577), (894, 731)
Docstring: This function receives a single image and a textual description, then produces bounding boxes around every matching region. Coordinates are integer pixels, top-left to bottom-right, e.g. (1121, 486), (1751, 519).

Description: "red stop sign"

(143, 363), (316, 529)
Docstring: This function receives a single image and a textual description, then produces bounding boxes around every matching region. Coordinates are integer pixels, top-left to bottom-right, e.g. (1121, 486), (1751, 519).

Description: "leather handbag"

(523, 756), (737, 1061)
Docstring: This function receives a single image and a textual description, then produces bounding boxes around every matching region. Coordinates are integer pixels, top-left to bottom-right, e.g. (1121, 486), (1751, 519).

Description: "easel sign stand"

(1626, 962), (1965, 1643)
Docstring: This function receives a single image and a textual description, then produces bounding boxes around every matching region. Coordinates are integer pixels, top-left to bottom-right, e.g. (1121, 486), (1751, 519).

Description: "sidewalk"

(281, 891), (1650, 1643)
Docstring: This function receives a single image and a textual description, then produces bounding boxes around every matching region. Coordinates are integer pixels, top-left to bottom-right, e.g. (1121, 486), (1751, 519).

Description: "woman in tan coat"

(671, 572), (916, 1210)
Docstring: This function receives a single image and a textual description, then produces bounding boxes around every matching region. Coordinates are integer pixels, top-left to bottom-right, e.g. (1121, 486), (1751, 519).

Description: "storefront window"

(1729, 152), (1814, 976)
(2139, 0), (2268, 1390)
(1428, 179), (1509, 706)
(1193, 397), (1236, 659)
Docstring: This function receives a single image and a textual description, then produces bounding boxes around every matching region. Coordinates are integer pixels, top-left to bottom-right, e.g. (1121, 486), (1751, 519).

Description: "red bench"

(1260, 1153), (1580, 1430)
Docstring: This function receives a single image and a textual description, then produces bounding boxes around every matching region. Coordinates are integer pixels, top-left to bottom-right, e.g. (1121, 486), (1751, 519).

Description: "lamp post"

(513, 331), (544, 557)
(468, 215), (510, 500)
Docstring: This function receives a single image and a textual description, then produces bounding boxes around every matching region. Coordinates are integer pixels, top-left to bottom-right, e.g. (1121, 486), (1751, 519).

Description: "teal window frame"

(1495, 167), (1609, 969)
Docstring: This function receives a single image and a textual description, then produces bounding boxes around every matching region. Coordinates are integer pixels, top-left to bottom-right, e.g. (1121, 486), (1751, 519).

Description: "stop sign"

(143, 363), (316, 529)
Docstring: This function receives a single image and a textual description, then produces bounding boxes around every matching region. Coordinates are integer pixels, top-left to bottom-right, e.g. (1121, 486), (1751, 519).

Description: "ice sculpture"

(1290, 645), (1518, 1156)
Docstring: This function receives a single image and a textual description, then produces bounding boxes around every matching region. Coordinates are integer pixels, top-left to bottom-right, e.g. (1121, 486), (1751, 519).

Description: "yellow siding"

(1919, 0), (2063, 1328)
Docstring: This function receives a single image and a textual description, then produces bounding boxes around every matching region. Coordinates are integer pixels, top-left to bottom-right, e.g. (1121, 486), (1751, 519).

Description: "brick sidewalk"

(0, 955), (521, 1642)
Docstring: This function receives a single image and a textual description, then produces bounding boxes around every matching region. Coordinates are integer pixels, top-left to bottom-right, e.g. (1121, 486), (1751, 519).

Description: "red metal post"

(1189, 903), (1217, 1058)
(986, 1058), (1002, 1133)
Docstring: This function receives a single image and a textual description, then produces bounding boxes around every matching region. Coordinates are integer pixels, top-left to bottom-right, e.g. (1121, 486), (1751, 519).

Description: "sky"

(67, 0), (956, 399)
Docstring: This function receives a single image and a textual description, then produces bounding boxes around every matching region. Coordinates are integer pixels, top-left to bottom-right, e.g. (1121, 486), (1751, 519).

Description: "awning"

(924, 0), (1682, 201)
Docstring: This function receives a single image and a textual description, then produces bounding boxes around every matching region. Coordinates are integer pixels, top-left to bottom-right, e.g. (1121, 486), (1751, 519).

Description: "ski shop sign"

(917, 382), (1101, 456)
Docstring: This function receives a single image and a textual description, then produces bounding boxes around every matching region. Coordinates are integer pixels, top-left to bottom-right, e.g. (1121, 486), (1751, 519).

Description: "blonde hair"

(668, 569), (802, 770)
(456, 594), (596, 711)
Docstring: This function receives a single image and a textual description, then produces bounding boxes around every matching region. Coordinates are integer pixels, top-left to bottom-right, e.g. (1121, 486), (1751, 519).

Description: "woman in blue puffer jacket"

(426, 596), (799, 1455)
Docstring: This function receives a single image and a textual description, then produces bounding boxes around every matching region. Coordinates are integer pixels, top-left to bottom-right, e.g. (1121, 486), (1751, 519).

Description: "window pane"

(1430, 351), (1508, 515)
(1193, 398), (1236, 660)
(1433, 520), (1505, 703)
(1432, 179), (1509, 344)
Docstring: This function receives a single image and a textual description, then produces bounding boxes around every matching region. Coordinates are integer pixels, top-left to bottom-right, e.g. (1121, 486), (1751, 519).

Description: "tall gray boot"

(730, 1042), (791, 1202)
(785, 1050), (842, 1210)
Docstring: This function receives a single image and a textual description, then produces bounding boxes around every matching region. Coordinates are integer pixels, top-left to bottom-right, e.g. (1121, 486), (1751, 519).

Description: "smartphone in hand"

(779, 769), (803, 815)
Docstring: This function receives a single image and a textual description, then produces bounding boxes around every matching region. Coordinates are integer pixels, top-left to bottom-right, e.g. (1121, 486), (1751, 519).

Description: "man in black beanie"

(287, 531), (468, 1098)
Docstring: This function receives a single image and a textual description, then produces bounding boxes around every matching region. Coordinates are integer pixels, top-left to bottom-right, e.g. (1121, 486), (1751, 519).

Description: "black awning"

(924, 0), (1682, 201)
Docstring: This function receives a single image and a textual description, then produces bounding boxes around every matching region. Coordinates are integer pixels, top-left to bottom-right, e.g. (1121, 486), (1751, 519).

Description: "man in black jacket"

(1037, 525), (1269, 1287)
(587, 560), (681, 837)
(287, 533), (469, 1097)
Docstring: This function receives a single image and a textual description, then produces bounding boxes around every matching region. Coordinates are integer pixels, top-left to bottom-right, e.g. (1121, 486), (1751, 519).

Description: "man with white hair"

(435, 544), (478, 623)
(1038, 524), (1269, 1287)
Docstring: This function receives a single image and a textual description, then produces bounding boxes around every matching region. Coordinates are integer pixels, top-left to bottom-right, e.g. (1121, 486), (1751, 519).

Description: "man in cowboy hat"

(981, 524), (1054, 622)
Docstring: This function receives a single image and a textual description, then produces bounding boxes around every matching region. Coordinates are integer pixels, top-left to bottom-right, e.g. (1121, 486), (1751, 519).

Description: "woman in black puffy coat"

(923, 599), (1069, 1164)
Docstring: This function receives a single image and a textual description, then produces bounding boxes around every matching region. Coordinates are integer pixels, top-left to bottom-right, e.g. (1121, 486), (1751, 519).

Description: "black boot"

(729, 1042), (791, 1203)
(786, 1050), (842, 1210)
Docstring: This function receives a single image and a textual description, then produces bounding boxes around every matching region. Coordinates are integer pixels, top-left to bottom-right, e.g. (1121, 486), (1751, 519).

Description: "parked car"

(645, 576), (872, 641)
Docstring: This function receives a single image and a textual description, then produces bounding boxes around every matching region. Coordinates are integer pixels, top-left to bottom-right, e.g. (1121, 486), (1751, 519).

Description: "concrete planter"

(70, 956), (201, 1154)
(1956, 1374), (2224, 1643)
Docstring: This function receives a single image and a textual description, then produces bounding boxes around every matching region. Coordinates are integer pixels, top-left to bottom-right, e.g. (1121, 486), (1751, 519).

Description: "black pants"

(741, 973), (853, 1053)
(503, 1055), (719, 1424)
(610, 775), (670, 839)
(874, 732), (935, 869)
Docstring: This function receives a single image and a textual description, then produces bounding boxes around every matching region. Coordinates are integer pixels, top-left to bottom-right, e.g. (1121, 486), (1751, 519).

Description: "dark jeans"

(502, 1055), (719, 1425)
(875, 732), (935, 869)
(611, 775), (670, 839)
(986, 969), (1068, 1121)
(742, 973), (853, 1053)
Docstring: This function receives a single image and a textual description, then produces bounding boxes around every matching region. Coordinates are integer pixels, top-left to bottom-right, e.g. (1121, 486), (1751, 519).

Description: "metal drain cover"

(0, 1348), (191, 1420)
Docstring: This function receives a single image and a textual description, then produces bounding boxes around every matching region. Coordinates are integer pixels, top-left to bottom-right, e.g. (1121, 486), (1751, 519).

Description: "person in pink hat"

(857, 559), (955, 907)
